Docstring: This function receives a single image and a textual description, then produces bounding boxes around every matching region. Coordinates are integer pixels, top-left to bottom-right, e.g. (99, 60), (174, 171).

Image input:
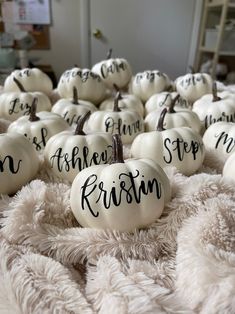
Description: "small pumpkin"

(193, 82), (235, 130)
(57, 67), (106, 105)
(7, 99), (69, 152)
(0, 77), (51, 122)
(4, 67), (53, 96)
(223, 152), (235, 181)
(175, 68), (213, 103)
(129, 70), (171, 103)
(52, 86), (97, 126)
(145, 94), (202, 134)
(131, 108), (205, 176)
(203, 121), (235, 161)
(87, 92), (144, 144)
(44, 111), (113, 183)
(0, 132), (40, 195)
(99, 85), (144, 117)
(92, 49), (132, 90)
(70, 133), (171, 231)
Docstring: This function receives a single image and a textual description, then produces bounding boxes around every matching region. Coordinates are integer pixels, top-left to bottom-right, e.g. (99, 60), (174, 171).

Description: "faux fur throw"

(0, 143), (235, 314)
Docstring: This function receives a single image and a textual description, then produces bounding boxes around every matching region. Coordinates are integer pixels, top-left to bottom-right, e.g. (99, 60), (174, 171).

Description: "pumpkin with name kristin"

(175, 68), (213, 104)
(129, 70), (171, 103)
(70, 133), (171, 231)
(192, 83), (235, 130)
(203, 121), (235, 162)
(131, 108), (205, 176)
(44, 111), (113, 183)
(144, 94), (202, 134)
(52, 86), (97, 126)
(0, 77), (51, 122)
(87, 92), (144, 144)
(57, 67), (107, 105)
(92, 49), (132, 90)
(8, 99), (69, 152)
(0, 132), (39, 195)
(4, 67), (53, 96)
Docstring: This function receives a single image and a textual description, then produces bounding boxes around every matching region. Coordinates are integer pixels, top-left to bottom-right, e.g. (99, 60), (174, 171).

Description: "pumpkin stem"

(72, 86), (79, 105)
(13, 77), (26, 92)
(156, 108), (167, 131)
(188, 66), (195, 74)
(212, 82), (221, 102)
(113, 91), (122, 112)
(113, 83), (123, 99)
(74, 111), (91, 135)
(106, 48), (112, 59)
(29, 98), (40, 122)
(110, 133), (124, 164)
(168, 94), (180, 113)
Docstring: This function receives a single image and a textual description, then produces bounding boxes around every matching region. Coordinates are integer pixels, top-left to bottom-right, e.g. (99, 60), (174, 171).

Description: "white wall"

(29, 0), (81, 82)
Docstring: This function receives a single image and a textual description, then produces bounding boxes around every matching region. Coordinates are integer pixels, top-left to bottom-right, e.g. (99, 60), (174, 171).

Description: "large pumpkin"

(70, 134), (171, 231)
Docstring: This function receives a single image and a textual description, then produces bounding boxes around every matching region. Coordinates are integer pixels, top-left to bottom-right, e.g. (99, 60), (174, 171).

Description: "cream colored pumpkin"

(131, 108), (205, 176)
(223, 152), (235, 181)
(175, 70), (213, 103)
(8, 99), (69, 152)
(52, 86), (97, 126)
(0, 132), (39, 195)
(57, 67), (106, 105)
(92, 49), (132, 89)
(193, 83), (235, 130)
(129, 70), (171, 103)
(0, 77), (51, 121)
(4, 68), (53, 95)
(70, 134), (171, 232)
(87, 92), (144, 144)
(44, 112), (113, 183)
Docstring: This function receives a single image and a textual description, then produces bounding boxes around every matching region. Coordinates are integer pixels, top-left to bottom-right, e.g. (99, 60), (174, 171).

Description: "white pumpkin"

(0, 132), (39, 195)
(0, 77), (51, 122)
(99, 88), (144, 117)
(175, 70), (213, 103)
(193, 83), (235, 130)
(145, 95), (202, 134)
(203, 121), (235, 161)
(8, 99), (69, 152)
(44, 111), (113, 183)
(145, 91), (191, 116)
(87, 92), (144, 144)
(57, 67), (106, 105)
(4, 68), (53, 96)
(131, 108), (205, 176)
(52, 86), (97, 126)
(223, 152), (235, 181)
(129, 70), (171, 103)
(92, 49), (132, 89)
(70, 133), (171, 231)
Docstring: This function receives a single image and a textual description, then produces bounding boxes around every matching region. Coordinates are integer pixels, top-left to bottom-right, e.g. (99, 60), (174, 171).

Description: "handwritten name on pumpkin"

(61, 69), (101, 84)
(63, 111), (81, 126)
(163, 138), (203, 163)
(24, 128), (48, 151)
(135, 71), (167, 83)
(9, 98), (31, 115)
(100, 61), (127, 79)
(179, 75), (206, 88)
(105, 117), (142, 136)
(80, 169), (162, 217)
(215, 131), (235, 153)
(205, 112), (235, 129)
(49, 145), (112, 172)
(0, 155), (22, 173)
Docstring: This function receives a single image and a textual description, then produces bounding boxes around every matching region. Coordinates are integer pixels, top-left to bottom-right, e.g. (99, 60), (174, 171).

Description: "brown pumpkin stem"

(110, 133), (124, 164)
(13, 77), (26, 92)
(29, 98), (40, 122)
(106, 48), (112, 59)
(72, 86), (79, 105)
(74, 111), (91, 135)
(157, 108), (167, 131)
(113, 83), (123, 99)
(212, 82), (221, 102)
(168, 94), (180, 113)
(188, 66), (195, 74)
(113, 91), (122, 112)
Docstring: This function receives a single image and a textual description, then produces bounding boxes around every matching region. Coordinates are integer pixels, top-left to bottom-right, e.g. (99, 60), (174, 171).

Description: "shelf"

(200, 46), (235, 55)
(207, 0), (235, 7)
